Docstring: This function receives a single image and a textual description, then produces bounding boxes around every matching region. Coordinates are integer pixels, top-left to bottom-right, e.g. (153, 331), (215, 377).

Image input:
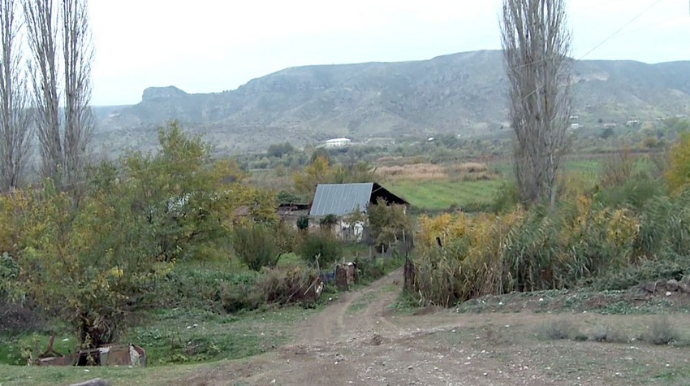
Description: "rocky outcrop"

(141, 86), (188, 102)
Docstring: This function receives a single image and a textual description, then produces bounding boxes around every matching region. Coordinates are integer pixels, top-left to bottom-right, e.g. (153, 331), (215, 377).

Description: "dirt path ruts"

(307, 267), (404, 343)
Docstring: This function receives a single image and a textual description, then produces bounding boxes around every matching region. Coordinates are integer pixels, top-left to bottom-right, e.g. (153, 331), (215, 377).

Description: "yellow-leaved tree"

(666, 133), (690, 194)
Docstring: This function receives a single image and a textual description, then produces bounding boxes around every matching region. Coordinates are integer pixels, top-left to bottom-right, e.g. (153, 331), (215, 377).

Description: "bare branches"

(0, 0), (31, 191)
(501, 0), (573, 206)
(61, 0), (93, 191)
(22, 0), (93, 193)
(22, 0), (61, 183)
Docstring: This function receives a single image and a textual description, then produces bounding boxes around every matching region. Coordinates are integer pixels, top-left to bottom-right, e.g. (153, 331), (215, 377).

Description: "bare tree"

(61, 0), (93, 191)
(500, 0), (573, 206)
(0, 0), (31, 191)
(23, 0), (61, 184)
(22, 0), (93, 192)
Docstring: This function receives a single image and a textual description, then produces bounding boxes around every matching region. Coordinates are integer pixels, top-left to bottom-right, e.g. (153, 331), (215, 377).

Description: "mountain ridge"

(93, 50), (690, 155)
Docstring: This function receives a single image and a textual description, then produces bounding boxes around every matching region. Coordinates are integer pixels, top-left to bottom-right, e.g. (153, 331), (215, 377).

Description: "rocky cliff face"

(141, 86), (189, 101)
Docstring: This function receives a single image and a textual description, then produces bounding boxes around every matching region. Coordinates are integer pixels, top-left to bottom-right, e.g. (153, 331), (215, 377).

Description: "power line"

(577, 0), (666, 61)
(515, 0), (667, 103)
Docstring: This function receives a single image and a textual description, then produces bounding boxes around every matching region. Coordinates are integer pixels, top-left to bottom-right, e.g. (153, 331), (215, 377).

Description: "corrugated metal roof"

(309, 183), (374, 217)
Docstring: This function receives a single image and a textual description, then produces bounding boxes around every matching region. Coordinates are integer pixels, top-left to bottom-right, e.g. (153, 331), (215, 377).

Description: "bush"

(644, 317), (680, 346)
(297, 232), (343, 267)
(219, 281), (261, 313)
(368, 198), (411, 248)
(232, 224), (279, 272)
(591, 324), (627, 343)
(489, 182), (519, 213)
(296, 216), (309, 231)
(255, 267), (322, 307)
(666, 133), (690, 193)
(319, 214), (338, 229)
(275, 222), (300, 255)
(595, 172), (664, 210)
(219, 267), (322, 312)
(599, 150), (635, 189)
(538, 319), (578, 340)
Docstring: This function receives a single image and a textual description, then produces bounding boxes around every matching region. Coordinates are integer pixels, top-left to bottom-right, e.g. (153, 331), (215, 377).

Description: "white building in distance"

(325, 138), (351, 148)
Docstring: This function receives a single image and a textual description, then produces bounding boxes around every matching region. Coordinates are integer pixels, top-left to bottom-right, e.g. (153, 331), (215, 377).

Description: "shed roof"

(309, 182), (408, 217)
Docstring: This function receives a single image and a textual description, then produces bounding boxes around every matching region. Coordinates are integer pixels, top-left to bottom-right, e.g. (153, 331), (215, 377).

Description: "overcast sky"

(90, 0), (690, 106)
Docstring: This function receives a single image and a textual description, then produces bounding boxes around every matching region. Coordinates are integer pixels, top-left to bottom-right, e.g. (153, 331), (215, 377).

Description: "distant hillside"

(94, 50), (690, 155)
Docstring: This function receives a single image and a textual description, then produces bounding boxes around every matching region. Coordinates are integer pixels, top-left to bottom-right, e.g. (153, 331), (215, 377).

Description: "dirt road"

(182, 269), (690, 386)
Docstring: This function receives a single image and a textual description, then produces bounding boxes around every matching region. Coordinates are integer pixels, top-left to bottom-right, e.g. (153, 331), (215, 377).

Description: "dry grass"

(376, 162), (499, 182)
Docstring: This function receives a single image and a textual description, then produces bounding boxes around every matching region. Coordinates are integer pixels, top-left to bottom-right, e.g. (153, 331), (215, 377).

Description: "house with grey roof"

(308, 182), (408, 217)
(308, 182), (409, 242)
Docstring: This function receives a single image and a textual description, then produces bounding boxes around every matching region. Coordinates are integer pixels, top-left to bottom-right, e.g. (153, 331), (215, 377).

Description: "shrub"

(489, 182), (519, 213)
(368, 198), (411, 248)
(595, 172), (664, 210)
(538, 319), (578, 341)
(666, 133), (690, 193)
(644, 317), (680, 346)
(296, 215), (309, 231)
(319, 214), (338, 229)
(275, 222), (300, 255)
(297, 232), (343, 267)
(591, 324), (627, 343)
(219, 267), (322, 312)
(232, 224), (279, 272)
(599, 150), (635, 189)
(219, 282), (261, 313)
(255, 267), (322, 307)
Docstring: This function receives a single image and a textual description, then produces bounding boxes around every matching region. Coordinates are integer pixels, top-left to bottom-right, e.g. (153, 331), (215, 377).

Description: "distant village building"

(325, 138), (351, 148)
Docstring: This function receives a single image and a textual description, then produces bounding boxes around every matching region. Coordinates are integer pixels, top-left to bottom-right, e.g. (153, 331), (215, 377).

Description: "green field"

(388, 180), (505, 210)
(391, 156), (658, 211)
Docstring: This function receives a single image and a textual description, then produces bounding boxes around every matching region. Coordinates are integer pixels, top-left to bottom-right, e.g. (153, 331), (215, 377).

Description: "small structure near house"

(334, 262), (357, 291)
(277, 203), (310, 228)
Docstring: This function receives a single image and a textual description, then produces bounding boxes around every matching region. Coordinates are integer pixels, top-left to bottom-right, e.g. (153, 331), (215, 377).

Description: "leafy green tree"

(293, 156), (376, 196)
(123, 122), (246, 261)
(16, 176), (172, 349)
(367, 198), (411, 249)
(0, 121), (280, 349)
(277, 190), (300, 205)
(267, 142), (295, 158)
(298, 232), (343, 266)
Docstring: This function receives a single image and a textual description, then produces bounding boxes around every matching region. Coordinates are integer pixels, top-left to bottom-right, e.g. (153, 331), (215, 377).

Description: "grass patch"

(387, 180), (504, 210)
(1, 305), (319, 369)
(390, 291), (423, 316)
(124, 306), (318, 365)
(0, 361), (214, 386)
(0, 333), (75, 366)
